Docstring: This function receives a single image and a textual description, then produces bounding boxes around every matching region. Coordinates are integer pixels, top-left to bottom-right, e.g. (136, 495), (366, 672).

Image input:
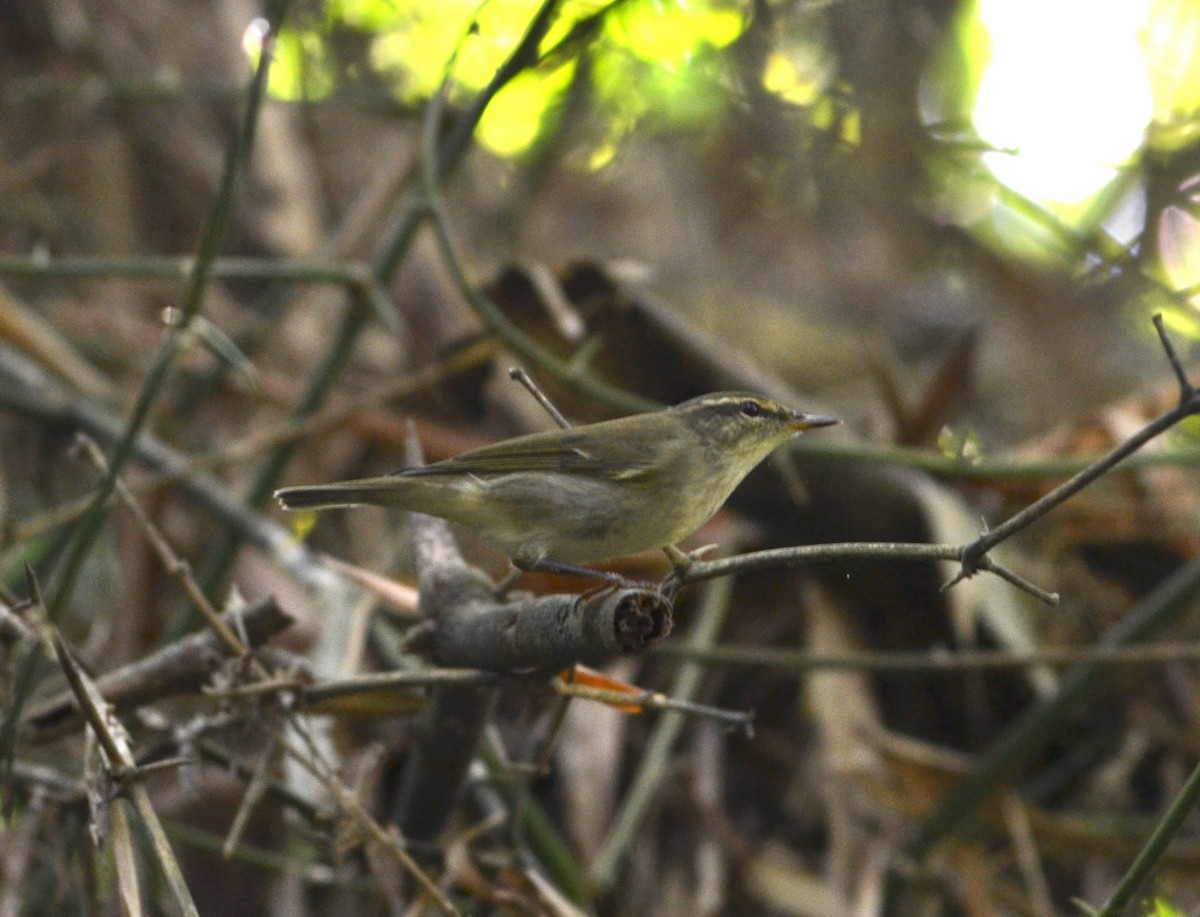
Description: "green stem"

(47, 3), (287, 620)
(1095, 754), (1200, 915)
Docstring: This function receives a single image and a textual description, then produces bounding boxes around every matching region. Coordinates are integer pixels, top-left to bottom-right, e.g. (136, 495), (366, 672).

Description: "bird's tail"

(274, 478), (406, 511)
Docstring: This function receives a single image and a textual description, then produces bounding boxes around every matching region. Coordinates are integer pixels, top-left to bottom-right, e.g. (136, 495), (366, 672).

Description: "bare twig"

(49, 629), (201, 917)
(509, 366), (572, 428)
(677, 316), (1200, 606)
(25, 598), (290, 742)
(284, 732), (459, 915)
(951, 314), (1200, 584)
(551, 678), (752, 731)
(0, 252), (372, 284)
(74, 435), (250, 657)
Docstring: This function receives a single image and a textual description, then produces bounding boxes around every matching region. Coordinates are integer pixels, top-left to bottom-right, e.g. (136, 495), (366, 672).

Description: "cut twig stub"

(432, 588), (672, 673)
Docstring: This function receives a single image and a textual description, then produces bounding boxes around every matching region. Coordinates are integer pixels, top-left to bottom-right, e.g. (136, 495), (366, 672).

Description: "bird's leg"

(517, 557), (644, 590)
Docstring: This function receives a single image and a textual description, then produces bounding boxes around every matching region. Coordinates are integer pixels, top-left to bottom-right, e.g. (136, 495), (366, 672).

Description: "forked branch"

(677, 314), (1199, 606)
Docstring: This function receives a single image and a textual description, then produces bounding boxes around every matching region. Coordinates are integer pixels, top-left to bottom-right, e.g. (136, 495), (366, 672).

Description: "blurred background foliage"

(270, 0), (1200, 267)
(234, 0), (1200, 439)
(5, 0), (1200, 914)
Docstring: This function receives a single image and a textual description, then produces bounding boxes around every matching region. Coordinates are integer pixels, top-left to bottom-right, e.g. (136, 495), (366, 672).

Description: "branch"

(432, 587), (671, 672)
(48, 627), (200, 917)
(25, 598), (291, 743)
(678, 316), (1200, 605)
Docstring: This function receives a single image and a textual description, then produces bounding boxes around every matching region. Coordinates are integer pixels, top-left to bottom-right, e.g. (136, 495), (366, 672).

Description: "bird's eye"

(739, 400), (762, 417)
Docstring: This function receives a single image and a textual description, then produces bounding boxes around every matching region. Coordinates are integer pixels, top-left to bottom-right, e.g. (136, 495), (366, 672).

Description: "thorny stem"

(951, 315), (1200, 588)
(682, 314), (1199, 606)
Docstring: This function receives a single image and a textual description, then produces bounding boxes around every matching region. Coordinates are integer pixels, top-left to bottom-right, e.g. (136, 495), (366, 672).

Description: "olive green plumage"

(274, 392), (838, 568)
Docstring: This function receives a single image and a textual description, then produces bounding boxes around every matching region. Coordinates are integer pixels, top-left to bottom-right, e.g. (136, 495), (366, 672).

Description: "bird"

(274, 391), (838, 576)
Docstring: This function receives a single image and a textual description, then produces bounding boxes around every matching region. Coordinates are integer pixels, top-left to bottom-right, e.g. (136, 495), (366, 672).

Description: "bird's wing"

(395, 423), (655, 480)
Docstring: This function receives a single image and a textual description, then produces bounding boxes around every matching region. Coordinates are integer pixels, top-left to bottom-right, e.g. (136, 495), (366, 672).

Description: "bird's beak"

(790, 413), (840, 432)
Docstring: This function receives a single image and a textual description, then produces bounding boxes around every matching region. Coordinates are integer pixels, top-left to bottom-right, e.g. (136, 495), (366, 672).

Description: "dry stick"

(68, 436), (315, 865)
(48, 628), (201, 917)
(25, 598), (289, 743)
(223, 733), (281, 858)
(509, 366), (572, 429)
(1001, 794), (1056, 917)
(430, 587), (670, 671)
(74, 436), (249, 658)
(108, 795), (142, 916)
(298, 668), (494, 704)
(283, 733), (460, 917)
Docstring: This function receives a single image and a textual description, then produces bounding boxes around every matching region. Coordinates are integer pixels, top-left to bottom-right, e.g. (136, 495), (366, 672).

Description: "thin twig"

(679, 318), (1200, 606)
(1094, 753), (1200, 916)
(292, 667), (497, 705)
(676, 542), (958, 584)
(48, 628), (201, 917)
(552, 678), (753, 732)
(953, 315), (1200, 582)
(74, 435), (249, 658)
(509, 366), (572, 429)
(1153, 311), (1195, 399)
(284, 731), (460, 915)
(0, 253), (373, 284)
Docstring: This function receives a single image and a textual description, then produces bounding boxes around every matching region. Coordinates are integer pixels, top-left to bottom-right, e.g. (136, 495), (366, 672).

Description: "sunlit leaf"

(605, 0), (744, 66)
(1144, 898), (1185, 917)
(267, 27), (336, 101)
(1143, 0), (1200, 151)
(477, 62), (576, 155)
(763, 52), (821, 106)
